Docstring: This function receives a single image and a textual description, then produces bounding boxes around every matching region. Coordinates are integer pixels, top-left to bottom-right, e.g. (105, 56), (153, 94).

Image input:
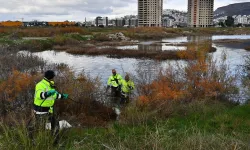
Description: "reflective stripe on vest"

(34, 79), (55, 108)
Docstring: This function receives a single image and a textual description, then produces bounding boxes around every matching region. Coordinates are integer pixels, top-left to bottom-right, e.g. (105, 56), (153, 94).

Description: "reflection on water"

(212, 35), (250, 40)
(118, 35), (214, 51)
(162, 35), (250, 43)
(162, 37), (188, 43)
(33, 51), (175, 84)
(162, 46), (186, 51)
(33, 35), (250, 80)
(116, 35), (250, 53)
(138, 44), (162, 51)
(117, 45), (186, 51)
(32, 35), (250, 102)
(117, 45), (138, 50)
(188, 35), (212, 42)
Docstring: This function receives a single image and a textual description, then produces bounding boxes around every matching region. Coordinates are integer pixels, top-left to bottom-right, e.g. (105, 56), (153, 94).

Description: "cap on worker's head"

(44, 70), (55, 80)
(125, 74), (130, 81)
(112, 69), (117, 75)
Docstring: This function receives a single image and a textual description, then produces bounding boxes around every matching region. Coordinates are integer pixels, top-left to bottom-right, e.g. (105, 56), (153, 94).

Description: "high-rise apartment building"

(138, 0), (163, 27)
(188, 0), (214, 27)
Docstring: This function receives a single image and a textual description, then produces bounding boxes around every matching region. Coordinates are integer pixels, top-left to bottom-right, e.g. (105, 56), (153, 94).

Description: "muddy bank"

(92, 41), (138, 46)
(66, 47), (191, 60)
(245, 46), (250, 51)
(56, 46), (216, 60)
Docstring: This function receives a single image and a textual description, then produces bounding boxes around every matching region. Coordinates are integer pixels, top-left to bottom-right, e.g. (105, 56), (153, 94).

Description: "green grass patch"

(65, 33), (90, 41)
(0, 38), (14, 45)
(19, 39), (54, 51)
(59, 102), (250, 149)
(0, 33), (9, 38)
(1, 102), (250, 149)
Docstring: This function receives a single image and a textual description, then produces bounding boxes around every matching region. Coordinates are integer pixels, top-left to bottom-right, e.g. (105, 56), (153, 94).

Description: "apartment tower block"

(188, 0), (214, 27)
(138, 0), (163, 27)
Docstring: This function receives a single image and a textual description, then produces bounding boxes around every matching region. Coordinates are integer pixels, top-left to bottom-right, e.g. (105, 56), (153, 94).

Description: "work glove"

(46, 89), (57, 97)
(62, 94), (69, 99)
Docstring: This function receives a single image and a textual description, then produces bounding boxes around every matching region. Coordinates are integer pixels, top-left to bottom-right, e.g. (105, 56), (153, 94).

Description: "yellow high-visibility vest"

(107, 74), (123, 87)
(34, 79), (58, 113)
(121, 79), (135, 93)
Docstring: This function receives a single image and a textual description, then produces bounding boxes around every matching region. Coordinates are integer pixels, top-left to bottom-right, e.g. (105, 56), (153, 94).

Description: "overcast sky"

(0, 0), (249, 22)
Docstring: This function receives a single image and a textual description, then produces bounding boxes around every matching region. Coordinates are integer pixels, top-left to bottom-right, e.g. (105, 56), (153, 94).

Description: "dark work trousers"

(111, 86), (121, 105)
(120, 92), (130, 105)
(27, 113), (60, 145)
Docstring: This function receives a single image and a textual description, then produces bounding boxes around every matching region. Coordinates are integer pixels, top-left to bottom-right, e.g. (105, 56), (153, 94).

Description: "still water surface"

(32, 35), (250, 102)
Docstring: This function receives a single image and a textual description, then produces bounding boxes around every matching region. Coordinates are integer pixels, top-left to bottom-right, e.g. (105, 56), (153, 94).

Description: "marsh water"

(30, 35), (250, 102)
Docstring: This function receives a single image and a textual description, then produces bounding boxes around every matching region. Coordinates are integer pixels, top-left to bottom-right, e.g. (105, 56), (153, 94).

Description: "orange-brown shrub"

(0, 45), (114, 126)
(0, 68), (116, 126)
(0, 28), (7, 34)
(0, 70), (38, 102)
(48, 22), (75, 27)
(0, 21), (22, 27)
(0, 70), (40, 120)
(137, 43), (237, 110)
(0, 28), (14, 34)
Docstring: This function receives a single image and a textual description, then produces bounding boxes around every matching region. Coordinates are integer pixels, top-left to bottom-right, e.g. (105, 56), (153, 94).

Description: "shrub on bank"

(0, 69), (115, 127)
(0, 70), (40, 121)
(134, 44), (237, 118)
(54, 69), (116, 127)
(93, 34), (112, 42)
(19, 39), (54, 51)
(65, 46), (192, 60)
(245, 46), (250, 51)
(17, 36), (80, 51)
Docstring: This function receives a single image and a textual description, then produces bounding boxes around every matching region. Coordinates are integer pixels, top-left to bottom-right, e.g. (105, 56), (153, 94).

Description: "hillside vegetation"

(214, 2), (250, 18)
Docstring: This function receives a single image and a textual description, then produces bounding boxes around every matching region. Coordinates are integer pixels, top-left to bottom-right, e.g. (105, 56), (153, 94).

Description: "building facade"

(138, 0), (163, 27)
(95, 16), (109, 27)
(188, 0), (214, 27)
(95, 16), (103, 27)
(103, 17), (109, 27)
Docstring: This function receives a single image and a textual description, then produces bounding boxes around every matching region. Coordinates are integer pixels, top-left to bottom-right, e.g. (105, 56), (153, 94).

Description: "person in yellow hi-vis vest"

(31, 70), (69, 145)
(120, 74), (135, 104)
(107, 69), (123, 101)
